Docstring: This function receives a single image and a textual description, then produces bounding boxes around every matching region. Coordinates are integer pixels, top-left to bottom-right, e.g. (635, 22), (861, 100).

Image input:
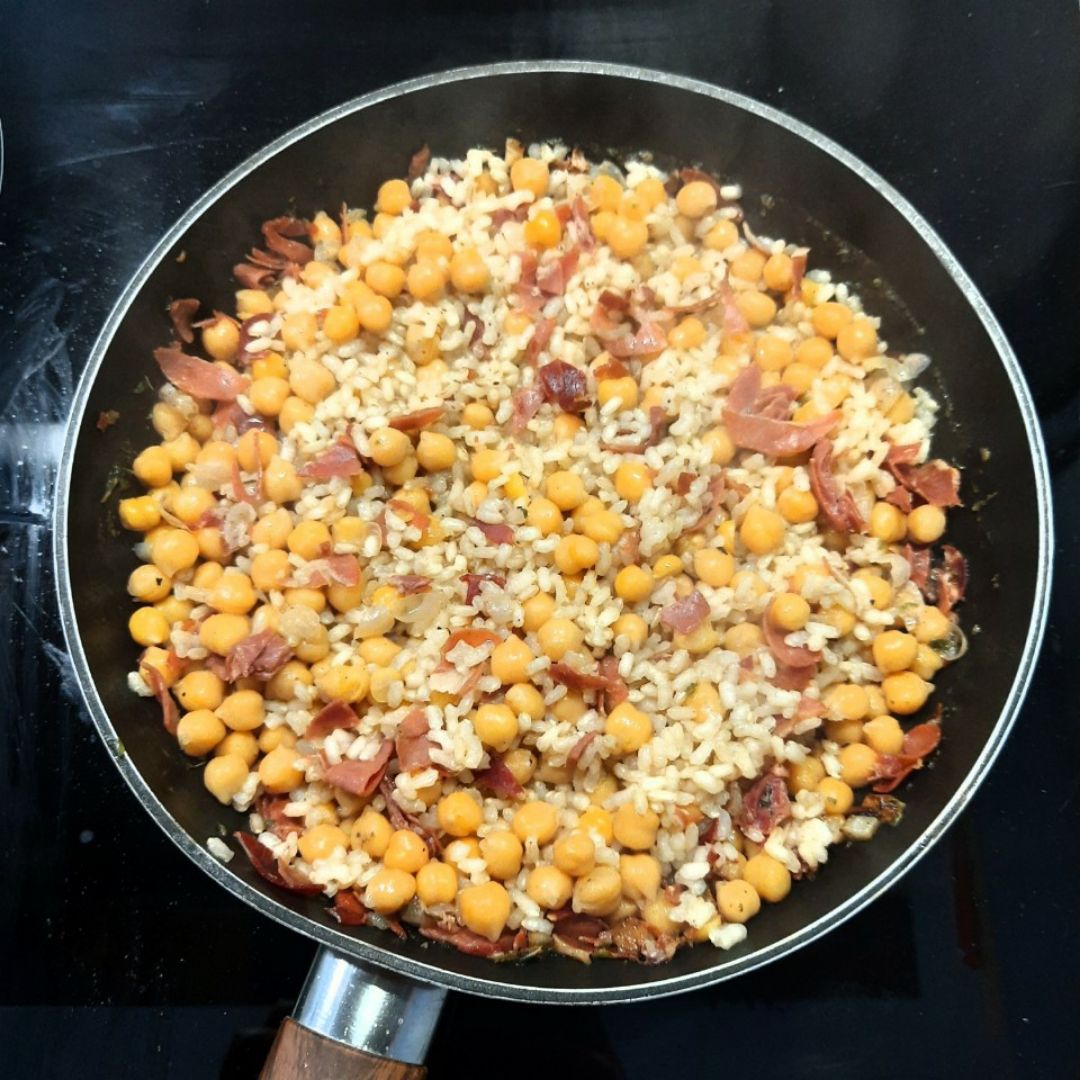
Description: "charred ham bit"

(420, 921), (528, 958)
(261, 216), (314, 265)
(233, 262), (276, 289)
(660, 590), (711, 635)
(167, 298), (200, 344)
(788, 249), (808, 302)
(407, 144), (432, 181)
(771, 662), (816, 692)
(673, 472), (695, 496)
(597, 655), (629, 712)
(469, 519), (514, 545)
(234, 833), (322, 896)
(538, 360), (589, 413)
(395, 708), (433, 772)
(549, 661), (613, 691)
(568, 195), (595, 251)
(893, 460), (963, 508)
(885, 486), (913, 513)
(535, 248), (580, 298)
(490, 205), (529, 230)
(551, 913), (611, 963)
(323, 740), (395, 798)
(609, 918), (678, 965)
(472, 752), (524, 799)
(95, 409), (119, 431)
(154, 346), (248, 402)
(684, 475), (728, 535)
(305, 700), (361, 740)
(902, 543), (932, 595)
(299, 437), (363, 480)
(738, 773), (792, 842)
(289, 552), (361, 589)
(462, 310), (489, 358)
(331, 889), (369, 926)
(462, 572), (506, 605)
(224, 629), (292, 682)
(723, 363), (839, 455)
(388, 405), (446, 432)
(810, 440), (865, 533)
(607, 320), (668, 359)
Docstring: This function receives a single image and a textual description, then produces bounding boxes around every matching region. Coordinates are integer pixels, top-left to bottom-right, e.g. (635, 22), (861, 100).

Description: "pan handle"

(260, 946), (447, 1079)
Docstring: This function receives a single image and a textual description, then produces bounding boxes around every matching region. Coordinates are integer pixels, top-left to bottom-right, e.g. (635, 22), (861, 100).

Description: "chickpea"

(912, 643), (945, 681)
(416, 861), (458, 907)
(819, 605), (856, 637)
(263, 457), (303, 504)
(214, 689), (263, 732)
(735, 290), (778, 329)
(525, 865), (573, 910)
(614, 460), (652, 502)
(760, 252), (795, 293)
(702, 425), (736, 467)
(788, 756), (826, 794)
(610, 613), (646, 650)
(510, 157), (549, 198)
(254, 744), (302, 794)
(487, 635), (533, 685)
(668, 316), (707, 351)
(380, 829), (428, 874)
(554, 534), (600, 575)
(460, 403), (493, 432)
(866, 501), (906, 543)
(544, 470), (586, 511)
(258, 726), (297, 754)
(572, 865), (623, 916)
(795, 777), (843, 822)
(740, 504), (786, 555)
(316, 664), (369, 704)
(132, 445), (173, 488)
(365, 868), (417, 915)
(203, 753), (249, 805)
(356, 293), (393, 334)
(589, 173), (622, 211)
(550, 831), (596, 879)
(754, 334), (793, 372)
(717, 879), (762, 923)
(606, 216), (649, 260)
(376, 177), (412, 215)
(207, 571), (257, 616)
(175, 709), (225, 757)
(612, 802), (659, 851)
(429, 792), (479, 840)
(882, 671), (931, 715)
(824, 683), (869, 723)
(472, 703), (519, 752)
(838, 742), (879, 788)
(351, 809), (393, 857)
(154, 593), (191, 626)
(773, 487), (817, 527)
(410, 431), (454, 474)
(458, 881), (511, 942)
(873, 630), (918, 674)
(704, 218), (739, 251)
(149, 529), (199, 577)
(580, 508), (623, 545)
(722, 622), (764, 658)
(127, 607), (168, 647)
(614, 565), (654, 604)
(516, 594), (552, 636)
(853, 568), (893, 611)
(406, 260), (446, 302)
(162, 432), (199, 472)
(811, 301), (853, 340)
(364, 260), (406, 298)
(537, 618), (584, 661)
(649, 555), (680, 581)
(151, 402), (187, 442)
(603, 702), (651, 756)
(523, 496), (561, 537)
(598, 376), (639, 411)
(118, 495), (161, 533)
(729, 248), (766, 283)
(768, 591), (810, 632)
(675, 180), (718, 219)
(362, 427), (408, 469)
(175, 670), (226, 712)
(552, 414), (584, 440)
(864, 714), (905, 755)
(914, 606), (951, 644)
(743, 853), (792, 902)
(908, 504), (947, 544)
(512, 800), (559, 845)
(480, 830), (524, 881)
(836, 316), (879, 361)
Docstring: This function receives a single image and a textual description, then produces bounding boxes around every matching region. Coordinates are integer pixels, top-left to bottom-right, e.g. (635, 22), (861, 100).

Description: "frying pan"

(54, 61), (1052, 1077)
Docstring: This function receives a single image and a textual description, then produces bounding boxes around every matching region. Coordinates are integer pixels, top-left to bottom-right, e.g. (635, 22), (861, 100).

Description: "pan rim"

(53, 59), (1054, 1004)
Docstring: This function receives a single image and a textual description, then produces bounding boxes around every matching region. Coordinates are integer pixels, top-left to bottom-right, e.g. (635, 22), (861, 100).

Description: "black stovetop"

(2, 3), (1078, 1077)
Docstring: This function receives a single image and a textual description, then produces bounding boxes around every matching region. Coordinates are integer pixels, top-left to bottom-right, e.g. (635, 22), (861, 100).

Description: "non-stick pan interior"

(62, 66), (1048, 1000)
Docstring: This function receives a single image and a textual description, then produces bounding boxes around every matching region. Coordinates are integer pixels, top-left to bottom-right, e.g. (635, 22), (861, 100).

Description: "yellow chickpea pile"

(118, 140), (965, 961)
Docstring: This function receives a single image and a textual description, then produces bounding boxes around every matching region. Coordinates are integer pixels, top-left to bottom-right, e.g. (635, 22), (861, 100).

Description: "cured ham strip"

(723, 364), (838, 456)
(607, 320), (668, 358)
(388, 406), (445, 432)
(420, 921), (528, 956)
(660, 590), (710, 634)
(167, 298), (199, 343)
(225, 630), (292, 682)
(299, 438), (363, 480)
(143, 664), (179, 735)
(871, 719), (942, 793)
(323, 740), (394, 797)
(509, 385), (545, 432)
(462, 573), (505, 605)
(154, 347), (247, 402)
(762, 617), (820, 669)
(395, 708), (433, 772)
(538, 361), (589, 413)
(235, 833), (323, 895)
(305, 700), (361, 740)
(810, 440), (864, 533)
(473, 752), (524, 799)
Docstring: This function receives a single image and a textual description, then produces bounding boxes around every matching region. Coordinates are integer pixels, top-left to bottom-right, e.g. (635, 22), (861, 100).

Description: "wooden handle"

(260, 1017), (428, 1080)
